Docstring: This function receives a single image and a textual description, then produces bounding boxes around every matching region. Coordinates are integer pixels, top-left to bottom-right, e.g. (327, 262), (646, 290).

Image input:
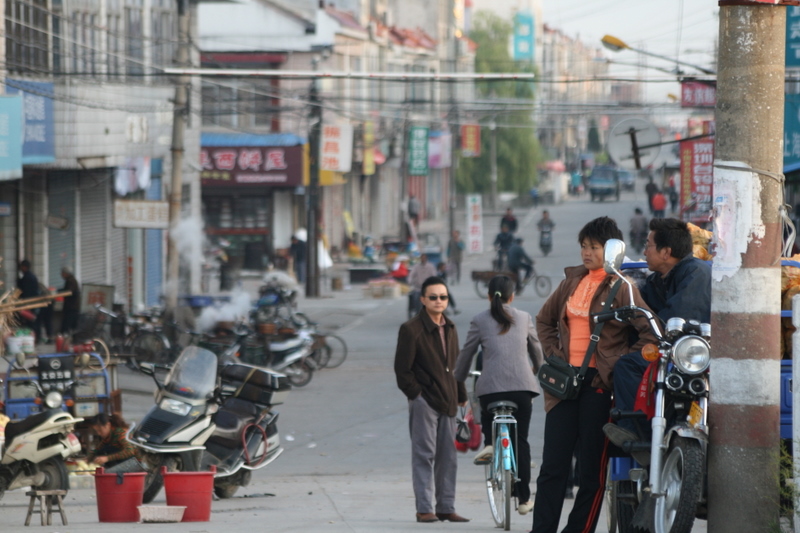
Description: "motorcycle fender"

(665, 425), (708, 444)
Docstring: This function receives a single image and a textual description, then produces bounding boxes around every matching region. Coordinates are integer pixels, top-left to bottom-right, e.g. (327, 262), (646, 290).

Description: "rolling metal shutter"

(79, 172), (109, 285)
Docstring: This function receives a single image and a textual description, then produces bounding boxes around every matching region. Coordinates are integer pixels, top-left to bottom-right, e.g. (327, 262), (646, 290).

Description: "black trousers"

(480, 390), (535, 503)
(531, 369), (612, 533)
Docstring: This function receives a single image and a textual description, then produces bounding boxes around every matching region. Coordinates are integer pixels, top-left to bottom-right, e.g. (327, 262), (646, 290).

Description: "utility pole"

(305, 70), (321, 298)
(166, 0), (190, 311)
(708, 5), (785, 532)
(448, 7), (458, 245)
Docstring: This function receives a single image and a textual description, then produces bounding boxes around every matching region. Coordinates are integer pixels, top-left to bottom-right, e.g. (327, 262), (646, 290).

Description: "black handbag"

(537, 279), (622, 400)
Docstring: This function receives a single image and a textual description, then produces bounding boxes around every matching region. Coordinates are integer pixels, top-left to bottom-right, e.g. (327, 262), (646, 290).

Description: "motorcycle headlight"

(44, 391), (63, 409)
(672, 336), (711, 375)
(159, 398), (192, 416)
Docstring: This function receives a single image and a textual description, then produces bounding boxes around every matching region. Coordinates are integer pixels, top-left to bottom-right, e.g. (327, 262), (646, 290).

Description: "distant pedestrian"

(290, 236), (307, 284)
(645, 177), (658, 214)
(630, 208), (649, 254)
(408, 195), (421, 228)
(16, 259), (40, 333)
(446, 230), (465, 284)
(669, 187), (679, 214)
(408, 254), (437, 291)
(652, 191), (667, 219)
(500, 208), (518, 234)
(60, 267), (81, 334)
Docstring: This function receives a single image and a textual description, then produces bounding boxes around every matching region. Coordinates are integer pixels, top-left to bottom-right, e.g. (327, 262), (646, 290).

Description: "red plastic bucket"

(162, 465), (216, 522)
(94, 467), (146, 522)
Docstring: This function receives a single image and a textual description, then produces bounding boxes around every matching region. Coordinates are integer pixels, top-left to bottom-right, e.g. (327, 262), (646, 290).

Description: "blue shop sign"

(513, 12), (534, 62)
(0, 96), (23, 181)
(785, 93), (800, 169)
(6, 79), (55, 164)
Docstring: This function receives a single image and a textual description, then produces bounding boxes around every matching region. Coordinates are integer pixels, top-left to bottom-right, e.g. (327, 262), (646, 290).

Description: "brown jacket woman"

(536, 265), (658, 413)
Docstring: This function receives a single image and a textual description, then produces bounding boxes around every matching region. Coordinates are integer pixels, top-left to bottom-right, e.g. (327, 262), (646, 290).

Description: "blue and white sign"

(0, 96), (23, 181)
(513, 12), (534, 62)
(788, 7), (800, 68)
(6, 79), (55, 164)
(785, 93), (800, 168)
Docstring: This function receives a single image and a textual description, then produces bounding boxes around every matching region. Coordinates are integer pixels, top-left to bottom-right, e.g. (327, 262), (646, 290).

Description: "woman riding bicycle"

(454, 275), (544, 516)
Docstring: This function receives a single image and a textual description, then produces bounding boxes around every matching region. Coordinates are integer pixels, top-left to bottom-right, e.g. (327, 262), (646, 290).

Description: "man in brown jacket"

(394, 276), (469, 523)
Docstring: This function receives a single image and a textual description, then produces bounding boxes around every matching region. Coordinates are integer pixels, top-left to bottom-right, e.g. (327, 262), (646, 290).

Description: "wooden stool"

(24, 490), (67, 526)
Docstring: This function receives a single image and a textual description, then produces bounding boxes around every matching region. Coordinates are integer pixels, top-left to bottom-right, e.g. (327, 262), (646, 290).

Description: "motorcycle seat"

(5, 410), (59, 445)
(210, 398), (259, 448)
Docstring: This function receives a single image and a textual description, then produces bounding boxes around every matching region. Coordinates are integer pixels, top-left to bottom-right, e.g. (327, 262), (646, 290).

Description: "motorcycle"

(600, 240), (710, 533)
(129, 345), (290, 502)
(0, 354), (83, 499)
(539, 229), (553, 256)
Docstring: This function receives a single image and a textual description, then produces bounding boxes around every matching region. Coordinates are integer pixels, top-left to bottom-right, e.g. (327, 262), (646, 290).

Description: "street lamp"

(601, 34), (716, 75)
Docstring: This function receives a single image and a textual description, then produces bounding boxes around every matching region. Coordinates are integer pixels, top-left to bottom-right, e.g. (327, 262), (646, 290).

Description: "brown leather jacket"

(394, 310), (467, 417)
(536, 265), (658, 412)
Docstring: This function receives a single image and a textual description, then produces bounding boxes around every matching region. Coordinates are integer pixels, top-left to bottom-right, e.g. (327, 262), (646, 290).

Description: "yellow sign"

(363, 121), (375, 176)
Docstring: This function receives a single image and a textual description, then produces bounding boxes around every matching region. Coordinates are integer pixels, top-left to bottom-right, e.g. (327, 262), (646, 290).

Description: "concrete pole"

(708, 6), (785, 532)
(490, 121), (498, 211)
(166, 0), (190, 310)
(305, 76), (321, 298)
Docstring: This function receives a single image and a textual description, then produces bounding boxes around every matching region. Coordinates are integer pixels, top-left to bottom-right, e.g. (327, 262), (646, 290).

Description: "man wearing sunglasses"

(395, 276), (470, 524)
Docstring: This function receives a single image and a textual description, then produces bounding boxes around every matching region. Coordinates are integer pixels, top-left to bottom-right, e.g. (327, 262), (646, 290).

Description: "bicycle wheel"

(322, 334), (348, 369)
(88, 338), (111, 369)
(485, 461), (512, 530)
(128, 331), (169, 365)
(474, 279), (489, 298)
(311, 336), (331, 368)
(534, 275), (552, 298)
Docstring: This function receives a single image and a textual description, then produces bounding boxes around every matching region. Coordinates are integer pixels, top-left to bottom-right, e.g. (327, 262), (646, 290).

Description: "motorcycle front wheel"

(534, 276), (552, 298)
(287, 360), (314, 387)
(33, 457), (69, 492)
(142, 455), (180, 504)
(654, 437), (704, 533)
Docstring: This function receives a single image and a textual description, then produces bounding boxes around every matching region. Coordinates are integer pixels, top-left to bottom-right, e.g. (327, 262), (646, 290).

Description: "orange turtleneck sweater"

(565, 268), (607, 367)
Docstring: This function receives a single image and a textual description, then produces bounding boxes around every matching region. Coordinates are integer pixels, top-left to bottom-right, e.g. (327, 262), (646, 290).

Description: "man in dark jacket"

(394, 276), (469, 524)
(507, 238), (534, 287)
(16, 260), (40, 333)
(60, 267), (81, 334)
(607, 218), (711, 446)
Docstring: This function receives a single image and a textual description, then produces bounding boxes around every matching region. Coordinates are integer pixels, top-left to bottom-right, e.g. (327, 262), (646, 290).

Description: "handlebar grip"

(592, 310), (618, 324)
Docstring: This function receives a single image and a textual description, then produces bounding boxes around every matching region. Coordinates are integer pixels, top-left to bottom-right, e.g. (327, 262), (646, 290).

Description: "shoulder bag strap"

(577, 278), (622, 379)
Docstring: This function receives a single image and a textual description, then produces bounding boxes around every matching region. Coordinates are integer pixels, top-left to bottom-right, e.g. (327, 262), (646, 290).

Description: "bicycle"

(473, 265), (552, 299)
(482, 400), (519, 531)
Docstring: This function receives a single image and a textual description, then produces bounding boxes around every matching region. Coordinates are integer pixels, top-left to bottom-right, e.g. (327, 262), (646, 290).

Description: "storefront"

(200, 134), (305, 276)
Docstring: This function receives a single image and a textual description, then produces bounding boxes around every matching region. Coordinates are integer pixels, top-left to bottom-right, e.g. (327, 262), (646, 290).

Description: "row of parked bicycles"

(68, 279), (347, 388)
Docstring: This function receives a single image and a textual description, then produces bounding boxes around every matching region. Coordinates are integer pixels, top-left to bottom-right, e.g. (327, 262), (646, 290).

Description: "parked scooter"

(0, 354), (83, 499)
(600, 240), (710, 533)
(129, 345), (290, 502)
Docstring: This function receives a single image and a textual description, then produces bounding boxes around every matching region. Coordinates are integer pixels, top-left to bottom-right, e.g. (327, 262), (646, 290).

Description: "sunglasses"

(426, 295), (449, 301)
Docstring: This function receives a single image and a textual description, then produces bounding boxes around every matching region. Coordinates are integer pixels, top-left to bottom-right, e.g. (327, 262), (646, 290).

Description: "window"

(126, 0), (144, 76)
(151, 0), (176, 82)
(6, 0), (49, 73)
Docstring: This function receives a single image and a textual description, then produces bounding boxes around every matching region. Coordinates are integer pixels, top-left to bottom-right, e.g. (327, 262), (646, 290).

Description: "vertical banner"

(679, 140), (714, 224)
(320, 123), (353, 173)
(680, 81), (716, 108)
(788, 5), (800, 67)
(408, 126), (429, 176)
(0, 95), (23, 181)
(6, 80), (55, 164)
(461, 124), (481, 157)
(363, 120), (375, 176)
(466, 194), (483, 254)
(428, 131), (452, 169)
(785, 93), (800, 168)
(513, 12), (534, 61)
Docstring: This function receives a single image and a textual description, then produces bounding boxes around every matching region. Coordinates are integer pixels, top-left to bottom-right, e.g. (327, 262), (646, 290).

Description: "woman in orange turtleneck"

(530, 217), (656, 533)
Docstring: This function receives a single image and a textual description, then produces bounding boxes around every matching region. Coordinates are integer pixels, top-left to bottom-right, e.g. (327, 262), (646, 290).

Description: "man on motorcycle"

(605, 218), (711, 453)
(537, 210), (555, 256)
(493, 226), (515, 270)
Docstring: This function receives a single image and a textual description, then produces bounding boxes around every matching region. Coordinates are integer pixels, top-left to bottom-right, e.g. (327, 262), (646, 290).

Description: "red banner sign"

(681, 81), (716, 108)
(200, 145), (303, 186)
(461, 124), (481, 158)
(679, 140), (714, 224)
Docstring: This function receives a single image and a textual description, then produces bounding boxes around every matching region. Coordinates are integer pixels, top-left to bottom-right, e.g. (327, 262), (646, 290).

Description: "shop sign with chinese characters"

(200, 145), (304, 186)
(408, 126), (429, 176)
(466, 194), (483, 254)
(681, 81), (715, 108)
(679, 140), (714, 224)
(320, 123), (354, 173)
(113, 200), (169, 229)
(461, 124), (481, 157)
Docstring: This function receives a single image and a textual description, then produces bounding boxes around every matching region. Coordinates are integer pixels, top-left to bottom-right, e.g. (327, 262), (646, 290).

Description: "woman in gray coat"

(454, 275), (545, 515)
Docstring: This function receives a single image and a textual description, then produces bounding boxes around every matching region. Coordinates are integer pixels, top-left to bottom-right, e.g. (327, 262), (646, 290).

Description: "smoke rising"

(195, 289), (253, 332)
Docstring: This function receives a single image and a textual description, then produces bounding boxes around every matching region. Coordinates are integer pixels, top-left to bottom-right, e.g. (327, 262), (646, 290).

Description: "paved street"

(0, 181), (708, 532)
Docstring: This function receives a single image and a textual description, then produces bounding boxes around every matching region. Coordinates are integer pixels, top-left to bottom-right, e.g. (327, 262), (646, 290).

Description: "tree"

(587, 118), (603, 153)
(456, 11), (544, 196)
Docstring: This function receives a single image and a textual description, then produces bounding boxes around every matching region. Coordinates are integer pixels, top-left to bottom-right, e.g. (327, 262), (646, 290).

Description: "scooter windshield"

(164, 346), (218, 400)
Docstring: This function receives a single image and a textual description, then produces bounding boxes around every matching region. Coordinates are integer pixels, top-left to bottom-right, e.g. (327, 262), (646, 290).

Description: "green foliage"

(456, 11), (544, 196)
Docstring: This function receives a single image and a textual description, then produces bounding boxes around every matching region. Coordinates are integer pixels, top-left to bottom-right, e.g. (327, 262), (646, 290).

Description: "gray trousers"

(408, 395), (457, 514)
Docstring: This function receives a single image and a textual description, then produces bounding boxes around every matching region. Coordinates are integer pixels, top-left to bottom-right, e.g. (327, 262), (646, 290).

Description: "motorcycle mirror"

(603, 239), (626, 274)
(15, 352), (26, 368)
(139, 362), (155, 376)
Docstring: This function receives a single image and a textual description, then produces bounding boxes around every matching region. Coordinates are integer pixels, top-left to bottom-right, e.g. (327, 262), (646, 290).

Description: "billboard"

(679, 140), (714, 224)
(513, 12), (534, 61)
(408, 126), (429, 176)
(6, 79), (55, 164)
(681, 81), (716, 108)
(320, 123), (353, 173)
(461, 124), (481, 157)
(0, 96), (23, 181)
(200, 145), (304, 186)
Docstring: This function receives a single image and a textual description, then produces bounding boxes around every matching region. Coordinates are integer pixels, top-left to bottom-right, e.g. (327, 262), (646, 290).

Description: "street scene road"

(0, 182), (709, 532)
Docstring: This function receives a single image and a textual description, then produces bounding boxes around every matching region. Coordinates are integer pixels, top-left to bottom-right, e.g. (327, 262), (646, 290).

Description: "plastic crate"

(138, 506), (186, 523)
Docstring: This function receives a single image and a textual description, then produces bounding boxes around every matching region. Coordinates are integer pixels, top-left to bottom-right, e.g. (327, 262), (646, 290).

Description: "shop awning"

(201, 132), (306, 147)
